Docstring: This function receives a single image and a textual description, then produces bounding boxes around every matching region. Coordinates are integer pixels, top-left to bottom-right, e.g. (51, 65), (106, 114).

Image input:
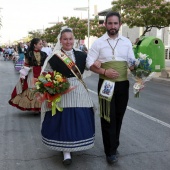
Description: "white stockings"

(63, 151), (71, 160)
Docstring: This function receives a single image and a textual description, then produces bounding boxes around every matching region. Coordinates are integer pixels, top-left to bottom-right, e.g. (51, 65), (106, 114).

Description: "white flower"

(148, 58), (152, 65)
(138, 52), (148, 60)
(135, 59), (140, 67)
(133, 82), (144, 91)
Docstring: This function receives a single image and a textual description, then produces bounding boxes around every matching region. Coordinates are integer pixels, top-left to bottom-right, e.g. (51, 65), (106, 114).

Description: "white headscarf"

(41, 26), (80, 74)
(41, 26), (91, 78)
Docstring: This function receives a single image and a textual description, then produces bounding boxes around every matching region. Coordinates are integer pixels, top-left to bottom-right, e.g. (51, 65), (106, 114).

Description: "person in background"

(82, 44), (88, 53)
(79, 43), (83, 51)
(8, 46), (14, 60)
(14, 43), (27, 71)
(41, 28), (96, 165)
(0, 46), (4, 58)
(25, 41), (31, 51)
(79, 44), (88, 53)
(9, 38), (47, 113)
(41, 39), (52, 56)
(3, 46), (9, 61)
(86, 11), (135, 164)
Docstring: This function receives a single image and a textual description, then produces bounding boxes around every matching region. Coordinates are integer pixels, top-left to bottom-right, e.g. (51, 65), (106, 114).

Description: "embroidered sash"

(54, 50), (88, 91)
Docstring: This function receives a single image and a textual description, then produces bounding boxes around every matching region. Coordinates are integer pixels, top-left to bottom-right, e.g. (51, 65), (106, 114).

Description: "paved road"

(0, 59), (170, 170)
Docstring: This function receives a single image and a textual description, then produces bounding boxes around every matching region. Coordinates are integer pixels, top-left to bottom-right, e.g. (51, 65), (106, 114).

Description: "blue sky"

(0, 0), (113, 44)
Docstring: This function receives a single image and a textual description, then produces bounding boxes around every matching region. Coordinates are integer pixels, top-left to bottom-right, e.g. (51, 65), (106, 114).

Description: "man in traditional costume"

(86, 12), (135, 164)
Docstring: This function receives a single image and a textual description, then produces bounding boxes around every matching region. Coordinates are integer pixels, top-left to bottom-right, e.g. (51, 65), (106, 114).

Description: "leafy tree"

(112, 0), (170, 36)
(90, 16), (106, 37)
(26, 16), (106, 45)
(63, 17), (88, 45)
(42, 22), (64, 43)
(63, 16), (106, 43)
(22, 36), (32, 43)
(28, 30), (44, 39)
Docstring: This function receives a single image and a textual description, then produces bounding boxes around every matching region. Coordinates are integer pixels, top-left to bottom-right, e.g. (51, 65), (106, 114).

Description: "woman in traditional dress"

(9, 38), (47, 112)
(41, 28), (95, 165)
(14, 43), (27, 71)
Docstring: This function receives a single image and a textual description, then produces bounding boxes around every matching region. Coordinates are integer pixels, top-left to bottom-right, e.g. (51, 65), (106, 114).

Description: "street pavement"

(0, 57), (170, 170)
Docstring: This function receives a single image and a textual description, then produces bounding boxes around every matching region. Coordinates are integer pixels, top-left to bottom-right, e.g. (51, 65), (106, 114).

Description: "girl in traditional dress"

(9, 38), (47, 112)
(41, 28), (95, 165)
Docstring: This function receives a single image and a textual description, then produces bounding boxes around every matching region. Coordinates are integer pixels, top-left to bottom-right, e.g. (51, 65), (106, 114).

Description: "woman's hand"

(105, 68), (119, 79)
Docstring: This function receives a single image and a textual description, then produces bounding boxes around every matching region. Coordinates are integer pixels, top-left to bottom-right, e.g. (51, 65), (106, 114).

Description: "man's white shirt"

(41, 47), (52, 56)
(86, 33), (135, 69)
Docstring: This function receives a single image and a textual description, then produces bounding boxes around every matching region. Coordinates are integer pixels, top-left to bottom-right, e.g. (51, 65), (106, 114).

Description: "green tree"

(112, 0), (170, 36)
(42, 22), (64, 43)
(28, 30), (44, 39)
(63, 17), (88, 45)
(90, 16), (106, 37)
(27, 16), (106, 45)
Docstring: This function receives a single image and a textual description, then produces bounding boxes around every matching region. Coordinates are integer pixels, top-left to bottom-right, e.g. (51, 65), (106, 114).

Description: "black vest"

(48, 49), (87, 78)
(25, 51), (47, 66)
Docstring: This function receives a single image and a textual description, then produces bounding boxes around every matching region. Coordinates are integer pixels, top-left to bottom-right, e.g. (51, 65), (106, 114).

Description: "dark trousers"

(98, 79), (129, 156)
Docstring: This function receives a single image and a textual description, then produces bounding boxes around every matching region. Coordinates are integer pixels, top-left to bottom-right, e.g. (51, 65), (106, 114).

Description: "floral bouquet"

(128, 52), (155, 97)
(34, 71), (75, 115)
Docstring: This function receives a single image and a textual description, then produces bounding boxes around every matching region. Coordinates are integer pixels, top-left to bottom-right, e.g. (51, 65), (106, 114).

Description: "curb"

(151, 77), (170, 85)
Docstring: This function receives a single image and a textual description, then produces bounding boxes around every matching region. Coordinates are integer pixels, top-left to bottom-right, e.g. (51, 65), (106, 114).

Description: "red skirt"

(9, 66), (42, 111)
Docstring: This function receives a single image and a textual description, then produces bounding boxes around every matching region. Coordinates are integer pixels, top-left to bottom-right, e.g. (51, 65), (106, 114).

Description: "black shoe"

(63, 158), (72, 165)
(106, 155), (118, 164)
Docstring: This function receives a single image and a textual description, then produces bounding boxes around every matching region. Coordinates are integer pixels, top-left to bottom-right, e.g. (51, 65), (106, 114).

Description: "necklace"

(107, 39), (119, 60)
(33, 51), (41, 65)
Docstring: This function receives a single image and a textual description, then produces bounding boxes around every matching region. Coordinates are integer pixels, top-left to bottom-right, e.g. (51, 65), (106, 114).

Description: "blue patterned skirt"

(41, 107), (95, 152)
(15, 57), (24, 71)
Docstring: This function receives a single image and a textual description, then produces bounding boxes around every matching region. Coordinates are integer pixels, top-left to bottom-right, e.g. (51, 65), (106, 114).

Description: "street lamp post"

(74, 0), (90, 49)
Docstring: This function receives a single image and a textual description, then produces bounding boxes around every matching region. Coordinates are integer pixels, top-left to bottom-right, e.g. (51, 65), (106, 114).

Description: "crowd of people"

(5, 11), (136, 166)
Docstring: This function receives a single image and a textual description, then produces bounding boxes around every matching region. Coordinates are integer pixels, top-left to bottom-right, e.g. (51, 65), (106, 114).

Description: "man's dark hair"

(105, 11), (121, 23)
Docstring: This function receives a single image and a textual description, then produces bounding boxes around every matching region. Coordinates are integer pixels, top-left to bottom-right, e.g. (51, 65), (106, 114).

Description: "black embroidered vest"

(48, 49), (87, 78)
(25, 51), (47, 66)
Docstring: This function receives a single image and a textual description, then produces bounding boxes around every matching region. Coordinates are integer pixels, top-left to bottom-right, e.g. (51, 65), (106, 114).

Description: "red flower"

(50, 72), (54, 78)
(44, 82), (53, 87)
(62, 78), (67, 82)
(42, 72), (47, 76)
